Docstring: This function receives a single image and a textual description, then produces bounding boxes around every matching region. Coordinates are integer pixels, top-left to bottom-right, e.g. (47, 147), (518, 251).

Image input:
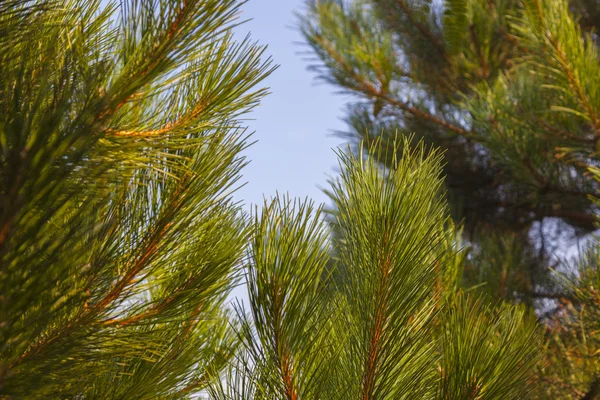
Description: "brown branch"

(374, 89), (471, 137)
(97, 1), (190, 121)
(9, 176), (190, 370)
(0, 164), (25, 252)
(536, 117), (594, 144)
(276, 312), (298, 399)
(281, 353), (299, 400)
(265, 271), (299, 400)
(462, 196), (597, 230)
(107, 100), (208, 137)
(87, 172), (190, 314)
(8, 227), (167, 370)
(499, 28), (534, 62)
(96, 239), (163, 311)
(103, 273), (198, 327)
(179, 299), (207, 342)
(315, 36), (470, 138)
(546, 33), (600, 140)
(0, 219), (12, 251)
(467, 379), (482, 400)
(545, 209), (597, 227)
(362, 303), (386, 400)
(160, 300), (212, 396)
(361, 231), (392, 400)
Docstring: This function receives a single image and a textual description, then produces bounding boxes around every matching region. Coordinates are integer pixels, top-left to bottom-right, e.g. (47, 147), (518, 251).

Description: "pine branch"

(8, 178), (183, 371)
(361, 231), (392, 400)
(370, 88), (472, 137)
(393, 0), (447, 59)
(96, 1), (191, 120)
(0, 2), (271, 396)
(535, 116), (594, 144)
(549, 35), (600, 139)
(315, 36), (471, 137)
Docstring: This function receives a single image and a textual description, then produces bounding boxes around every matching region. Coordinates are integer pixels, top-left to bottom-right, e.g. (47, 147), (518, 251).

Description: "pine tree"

(299, 0), (600, 397)
(0, 0), (272, 397)
(209, 140), (541, 400)
(0, 0), (573, 398)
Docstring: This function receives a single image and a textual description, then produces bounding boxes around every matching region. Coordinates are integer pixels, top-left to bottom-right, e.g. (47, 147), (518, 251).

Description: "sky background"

(228, 1), (350, 301)
(232, 0), (349, 209)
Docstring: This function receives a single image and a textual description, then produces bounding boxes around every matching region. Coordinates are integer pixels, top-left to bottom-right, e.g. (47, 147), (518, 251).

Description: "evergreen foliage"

(299, 0), (600, 397)
(212, 141), (541, 400)
(0, 0), (272, 397)
(0, 0), (581, 398)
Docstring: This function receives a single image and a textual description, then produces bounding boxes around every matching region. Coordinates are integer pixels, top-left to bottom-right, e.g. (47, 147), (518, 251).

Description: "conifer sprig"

(0, 0), (273, 397)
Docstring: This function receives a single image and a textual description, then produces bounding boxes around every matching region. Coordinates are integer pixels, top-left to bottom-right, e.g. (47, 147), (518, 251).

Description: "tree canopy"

(1, 0), (599, 398)
(300, 0), (600, 397)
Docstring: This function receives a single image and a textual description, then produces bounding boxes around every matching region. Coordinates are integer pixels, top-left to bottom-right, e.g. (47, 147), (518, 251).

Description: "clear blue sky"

(232, 0), (348, 209)
(227, 1), (349, 303)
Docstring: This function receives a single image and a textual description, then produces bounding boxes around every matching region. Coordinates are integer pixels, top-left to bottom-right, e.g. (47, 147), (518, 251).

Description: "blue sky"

(227, 1), (349, 302)
(232, 0), (349, 209)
